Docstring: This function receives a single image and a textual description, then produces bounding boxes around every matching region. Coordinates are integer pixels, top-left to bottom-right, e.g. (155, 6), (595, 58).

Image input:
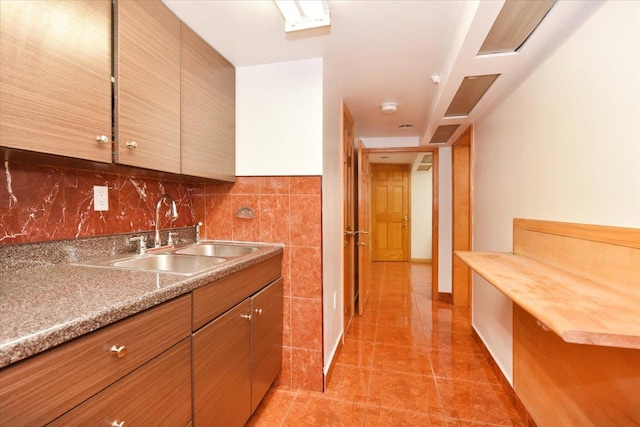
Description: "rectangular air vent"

(421, 153), (433, 164)
(478, 0), (557, 55)
(429, 125), (459, 144)
(417, 164), (432, 172)
(444, 74), (500, 117)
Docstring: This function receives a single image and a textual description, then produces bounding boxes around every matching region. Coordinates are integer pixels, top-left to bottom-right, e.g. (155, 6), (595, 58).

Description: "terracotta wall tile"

(291, 348), (324, 391)
(290, 247), (322, 299)
(291, 297), (323, 352)
(260, 195), (290, 244)
(259, 177), (290, 195)
(276, 346), (293, 389)
(281, 246), (292, 297)
(230, 195), (260, 241)
(290, 176), (321, 194)
(283, 296), (292, 348)
(290, 194), (321, 248)
(205, 195), (233, 240)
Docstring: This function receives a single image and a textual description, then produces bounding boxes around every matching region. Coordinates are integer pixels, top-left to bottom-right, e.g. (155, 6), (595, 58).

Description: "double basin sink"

(76, 241), (259, 276)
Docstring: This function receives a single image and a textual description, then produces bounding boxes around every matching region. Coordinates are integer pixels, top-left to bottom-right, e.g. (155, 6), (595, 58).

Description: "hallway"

(247, 262), (524, 426)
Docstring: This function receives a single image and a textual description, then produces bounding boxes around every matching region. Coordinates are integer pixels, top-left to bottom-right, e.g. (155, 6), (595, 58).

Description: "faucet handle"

(167, 232), (178, 246)
(195, 221), (203, 243)
(129, 236), (147, 254)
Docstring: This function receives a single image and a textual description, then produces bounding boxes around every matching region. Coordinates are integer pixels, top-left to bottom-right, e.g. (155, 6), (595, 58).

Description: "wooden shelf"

(456, 251), (640, 349)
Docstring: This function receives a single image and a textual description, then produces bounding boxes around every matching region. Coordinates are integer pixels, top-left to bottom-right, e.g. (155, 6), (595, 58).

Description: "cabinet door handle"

(96, 135), (109, 144)
(240, 314), (252, 320)
(110, 345), (128, 358)
(111, 420), (126, 427)
(254, 308), (263, 315)
(126, 141), (138, 149)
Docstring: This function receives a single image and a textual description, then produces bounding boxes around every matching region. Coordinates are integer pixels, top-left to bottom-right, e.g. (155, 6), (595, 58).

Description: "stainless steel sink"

(112, 253), (226, 275)
(175, 243), (258, 257)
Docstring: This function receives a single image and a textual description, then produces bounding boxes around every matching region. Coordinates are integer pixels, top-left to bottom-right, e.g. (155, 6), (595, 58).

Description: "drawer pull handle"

(240, 314), (252, 320)
(110, 345), (128, 358)
(254, 308), (263, 315)
(111, 421), (126, 427)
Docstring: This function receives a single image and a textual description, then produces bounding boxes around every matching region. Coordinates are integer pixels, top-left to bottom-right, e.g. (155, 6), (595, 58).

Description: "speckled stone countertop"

(0, 241), (283, 368)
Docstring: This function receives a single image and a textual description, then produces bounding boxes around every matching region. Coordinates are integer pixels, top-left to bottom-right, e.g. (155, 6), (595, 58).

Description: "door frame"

(358, 146), (440, 300)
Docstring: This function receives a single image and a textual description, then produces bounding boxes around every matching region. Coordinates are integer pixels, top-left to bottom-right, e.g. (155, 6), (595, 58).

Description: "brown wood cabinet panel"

(192, 255), (283, 330)
(193, 299), (252, 427)
(49, 338), (192, 426)
(181, 23), (235, 181)
(0, 295), (191, 425)
(114, 0), (181, 173)
(251, 278), (283, 412)
(0, 0), (112, 162)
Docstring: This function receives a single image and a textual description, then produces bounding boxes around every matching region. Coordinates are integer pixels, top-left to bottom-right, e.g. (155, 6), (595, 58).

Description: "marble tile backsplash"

(0, 161), (203, 245)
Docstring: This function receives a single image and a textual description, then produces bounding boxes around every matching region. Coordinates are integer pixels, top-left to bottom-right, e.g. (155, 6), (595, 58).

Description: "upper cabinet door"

(181, 24), (236, 181)
(0, 0), (112, 163)
(115, 0), (181, 174)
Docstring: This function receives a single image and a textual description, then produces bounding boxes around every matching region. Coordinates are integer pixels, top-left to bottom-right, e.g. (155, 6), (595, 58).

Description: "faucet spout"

(155, 193), (178, 248)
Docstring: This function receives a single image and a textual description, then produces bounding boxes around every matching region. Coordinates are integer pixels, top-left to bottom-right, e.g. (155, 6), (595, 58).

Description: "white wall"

(236, 58), (323, 176)
(473, 0), (640, 385)
(438, 147), (452, 293)
(360, 136), (419, 148)
(411, 169), (432, 259)
(321, 58), (344, 374)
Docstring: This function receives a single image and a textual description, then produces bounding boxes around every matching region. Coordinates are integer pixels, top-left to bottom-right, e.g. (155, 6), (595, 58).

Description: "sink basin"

(112, 254), (226, 275)
(175, 243), (258, 258)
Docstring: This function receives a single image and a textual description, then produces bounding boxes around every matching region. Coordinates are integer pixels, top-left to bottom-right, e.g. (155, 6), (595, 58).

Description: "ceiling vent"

(429, 125), (460, 144)
(445, 74), (500, 117)
(417, 164), (432, 172)
(478, 0), (557, 55)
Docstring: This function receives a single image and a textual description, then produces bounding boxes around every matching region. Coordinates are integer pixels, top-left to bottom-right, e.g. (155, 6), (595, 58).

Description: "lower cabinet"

(50, 338), (192, 426)
(193, 278), (283, 426)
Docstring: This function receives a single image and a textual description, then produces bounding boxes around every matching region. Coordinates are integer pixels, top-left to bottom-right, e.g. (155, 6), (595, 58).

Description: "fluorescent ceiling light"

(274, 0), (331, 32)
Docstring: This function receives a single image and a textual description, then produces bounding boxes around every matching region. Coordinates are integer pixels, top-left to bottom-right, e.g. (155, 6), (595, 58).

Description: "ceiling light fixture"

(381, 102), (398, 114)
(274, 0), (331, 33)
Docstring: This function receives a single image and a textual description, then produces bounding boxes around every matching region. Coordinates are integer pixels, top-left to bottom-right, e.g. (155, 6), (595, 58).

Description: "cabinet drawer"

(0, 294), (191, 425)
(50, 338), (192, 426)
(192, 255), (282, 330)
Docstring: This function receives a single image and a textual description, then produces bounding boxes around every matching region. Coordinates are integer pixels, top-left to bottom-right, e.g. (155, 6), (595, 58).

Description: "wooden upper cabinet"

(181, 23), (236, 181)
(114, 0), (181, 174)
(0, 0), (112, 163)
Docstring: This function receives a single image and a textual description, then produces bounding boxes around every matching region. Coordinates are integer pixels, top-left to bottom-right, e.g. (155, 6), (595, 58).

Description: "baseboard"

(470, 328), (537, 427)
(410, 258), (432, 263)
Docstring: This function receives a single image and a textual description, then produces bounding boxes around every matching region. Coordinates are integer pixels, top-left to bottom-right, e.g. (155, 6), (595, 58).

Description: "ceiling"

(162, 0), (601, 146)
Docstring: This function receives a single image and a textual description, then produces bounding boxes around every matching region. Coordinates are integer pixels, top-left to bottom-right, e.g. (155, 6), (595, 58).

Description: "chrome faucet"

(154, 193), (178, 248)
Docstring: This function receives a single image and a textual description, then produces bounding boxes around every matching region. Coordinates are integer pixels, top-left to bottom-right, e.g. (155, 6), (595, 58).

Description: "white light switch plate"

(94, 185), (109, 211)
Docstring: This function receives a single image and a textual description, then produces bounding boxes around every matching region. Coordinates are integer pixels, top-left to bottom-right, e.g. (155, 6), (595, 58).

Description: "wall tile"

(290, 247), (322, 299)
(290, 194), (321, 248)
(205, 194), (233, 240)
(291, 297), (323, 352)
(260, 195), (290, 244)
(290, 176), (321, 194)
(291, 348), (324, 391)
(260, 177), (290, 195)
(230, 195), (260, 241)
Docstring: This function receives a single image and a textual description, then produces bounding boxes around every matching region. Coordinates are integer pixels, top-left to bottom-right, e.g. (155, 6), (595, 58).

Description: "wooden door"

(356, 141), (371, 315)
(115, 0), (181, 174)
(251, 279), (283, 413)
(193, 299), (252, 427)
(0, 0), (112, 163)
(452, 127), (472, 307)
(342, 103), (356, 334)
(371, 164), (410, 261)
(181, 23), (235, 181)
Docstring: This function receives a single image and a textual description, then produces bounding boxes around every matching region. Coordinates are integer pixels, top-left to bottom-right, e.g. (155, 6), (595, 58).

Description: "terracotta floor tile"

(368, 370), (440, 412)
(431, 349), (500, 384)
(282, 394), (366, 427)
(376, 324), (427, 347)
(336, 340), (375, 368)
(323, 364), (371, 403)
(245, 388), (297, 427)
(372, 342), (433, 375)
(248, 262), (524, 427)
(437, 378), (524, 426)
(364, 406), (448, 426)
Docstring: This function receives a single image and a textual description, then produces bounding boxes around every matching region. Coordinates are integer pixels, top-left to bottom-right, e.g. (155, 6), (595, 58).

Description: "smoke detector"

(381, 102), (398, 114)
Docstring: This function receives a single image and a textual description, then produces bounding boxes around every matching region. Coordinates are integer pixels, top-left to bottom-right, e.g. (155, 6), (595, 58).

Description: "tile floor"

(247, 262), (524, 426)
